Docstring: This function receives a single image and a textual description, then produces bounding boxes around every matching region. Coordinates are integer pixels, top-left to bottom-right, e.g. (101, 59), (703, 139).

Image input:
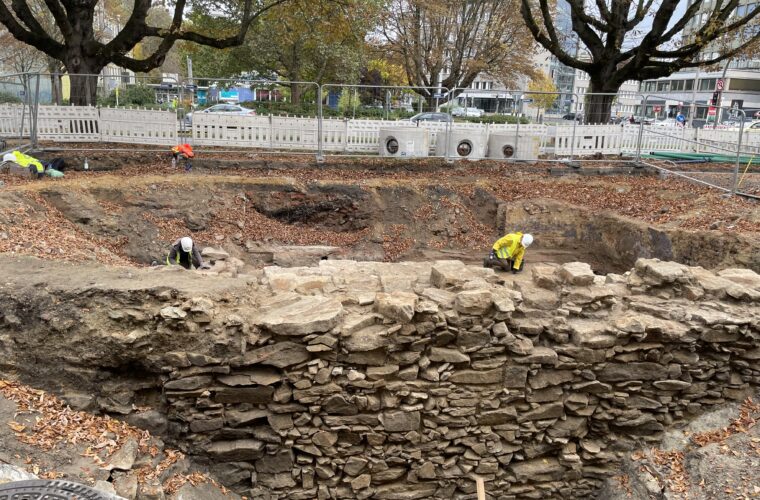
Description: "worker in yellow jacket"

(3, 151), (45, 178)
(484, 232), (533, 273)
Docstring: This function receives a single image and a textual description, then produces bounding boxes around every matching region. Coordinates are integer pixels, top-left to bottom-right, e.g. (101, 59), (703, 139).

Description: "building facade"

(636, 0), (760, 121)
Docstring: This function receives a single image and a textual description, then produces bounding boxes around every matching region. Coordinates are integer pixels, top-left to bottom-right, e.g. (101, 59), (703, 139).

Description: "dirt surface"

(1, 151), (758, 272)
(0, 379), (230, 498)
(600, 396), (760, 499)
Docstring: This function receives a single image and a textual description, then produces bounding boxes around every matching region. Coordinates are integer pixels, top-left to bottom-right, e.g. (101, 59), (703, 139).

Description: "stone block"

(559, 262), (595, 286)
(375, 292), (418, 323)
(255, 294), (343, 335)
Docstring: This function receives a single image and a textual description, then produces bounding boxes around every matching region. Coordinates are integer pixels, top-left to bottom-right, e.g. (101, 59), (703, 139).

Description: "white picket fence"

(551, 124), (760, 157)
(0, 104), (178, 145)
(1, 104), (758, 158)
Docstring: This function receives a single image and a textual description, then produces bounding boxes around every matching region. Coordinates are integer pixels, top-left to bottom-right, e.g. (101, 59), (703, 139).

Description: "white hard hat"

(521, 233), (534, 247)
(2, 153), (14, 163)
(180, 237), (193, 252)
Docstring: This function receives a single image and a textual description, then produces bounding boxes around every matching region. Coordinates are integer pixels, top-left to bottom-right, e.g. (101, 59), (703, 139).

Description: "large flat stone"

(449, 369), (502, 384)
(375, 292), (417, 323)
(430, 261), (470, 288)
(343, 324), (392, 352)
(380, 410), (420, 432)
(429, 347), (470, 363)
(717, 268), (760, 289)
(255, 294), (343, 335)
(598, 362), (668, 382)
(239, 342), (310, 368)
(559, 262), (595, 286)
(214, 386), (275, 404)
(454, 289), (493, 314)
(206, 439), (265, 461)
(634, 258), (691, 285)
(509, 457), (565, 482)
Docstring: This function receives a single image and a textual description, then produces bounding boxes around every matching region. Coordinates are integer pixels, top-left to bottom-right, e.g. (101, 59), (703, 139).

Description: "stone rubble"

(1, 257), (760, 499)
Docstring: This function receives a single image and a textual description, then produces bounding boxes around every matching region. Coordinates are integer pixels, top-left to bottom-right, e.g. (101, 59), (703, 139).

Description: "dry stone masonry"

(1, 256), (760, 499)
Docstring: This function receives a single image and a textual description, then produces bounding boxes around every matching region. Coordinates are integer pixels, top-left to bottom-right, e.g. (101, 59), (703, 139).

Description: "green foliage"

(99, 84), (160, 107)
(0, 91), (22, 104)
(337, 88), (361, 114)
(458, 115), (530, 124)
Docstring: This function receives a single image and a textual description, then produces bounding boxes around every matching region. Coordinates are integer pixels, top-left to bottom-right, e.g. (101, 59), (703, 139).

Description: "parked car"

(653, 118), (684, 128)
(451, 107), (485, 118)
(631, 116), (655, 125)
(184, 104), (256, 126)
(562, 113), (583, 122)
(410, 112), (453, 123)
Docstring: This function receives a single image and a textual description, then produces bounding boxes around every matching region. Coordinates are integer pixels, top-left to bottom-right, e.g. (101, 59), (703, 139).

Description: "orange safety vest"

(172, 144), (194, 158)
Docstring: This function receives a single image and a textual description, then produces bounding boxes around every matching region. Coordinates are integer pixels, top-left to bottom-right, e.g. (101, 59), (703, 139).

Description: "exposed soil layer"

(0, 153), (758, 273)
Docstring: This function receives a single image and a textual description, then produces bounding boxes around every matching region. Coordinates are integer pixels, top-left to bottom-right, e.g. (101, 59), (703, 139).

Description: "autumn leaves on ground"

(0, 155), (758, 269)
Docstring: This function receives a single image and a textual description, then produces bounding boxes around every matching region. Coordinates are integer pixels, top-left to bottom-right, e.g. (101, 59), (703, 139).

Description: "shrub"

(0, 91), (22, 104)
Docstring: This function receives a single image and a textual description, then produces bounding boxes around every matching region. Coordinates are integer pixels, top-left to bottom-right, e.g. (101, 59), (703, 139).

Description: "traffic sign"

(716, 79), (725, 91)
(522, 98), (534, 103)
(433, 93), (444, 99)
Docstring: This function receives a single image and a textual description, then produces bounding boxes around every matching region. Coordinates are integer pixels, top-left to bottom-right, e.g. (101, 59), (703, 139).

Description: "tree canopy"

(528, 71), (558, 119)
(0, 0), (288, 104)
(182, 0), (377, 104)
(379, 0), (536, 104)
(521, 0), (760, 123)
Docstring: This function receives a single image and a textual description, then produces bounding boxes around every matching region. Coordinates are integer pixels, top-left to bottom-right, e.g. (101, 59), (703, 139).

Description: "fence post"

(31, 73), (40, 148)
(19, 74), (27, 143)
(570, 93), (579, 160)
(343, 118), (349, 154)
(269, 114), (274, 150)
(635, 95), (648, 163)
(444, 88), (453, 163)
(514, 94), (521, 160)
(317, 85), (324, 162)
(731, 111), (746, 196)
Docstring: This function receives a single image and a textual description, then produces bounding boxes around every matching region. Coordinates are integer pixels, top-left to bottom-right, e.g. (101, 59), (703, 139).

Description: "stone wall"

(0, 256), (759, 499)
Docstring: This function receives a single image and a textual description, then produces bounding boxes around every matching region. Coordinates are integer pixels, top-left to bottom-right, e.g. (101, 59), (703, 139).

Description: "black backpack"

(45, 158), (66, 172)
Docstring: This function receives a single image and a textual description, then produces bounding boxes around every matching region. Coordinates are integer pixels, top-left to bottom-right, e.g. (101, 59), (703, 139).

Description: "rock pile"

(198, 247), (245, 277)
(1, 256), (759, 499)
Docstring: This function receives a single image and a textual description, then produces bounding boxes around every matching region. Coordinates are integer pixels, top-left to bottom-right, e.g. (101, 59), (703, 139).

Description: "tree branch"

(41, 0), (71, 38)
(0, 1), (64, 58)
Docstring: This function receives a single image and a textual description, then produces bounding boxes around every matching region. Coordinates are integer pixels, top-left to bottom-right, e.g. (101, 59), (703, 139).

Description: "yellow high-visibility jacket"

(492, 232), (526, 270)
(11, 151), (44, 173)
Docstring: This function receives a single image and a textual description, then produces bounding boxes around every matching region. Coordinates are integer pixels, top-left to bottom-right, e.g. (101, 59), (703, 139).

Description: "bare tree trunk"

(68, 73), (100, 106)
(290, 82), (301, 106)
(50, 73), (61, 105)
(585, 81), (619, 124)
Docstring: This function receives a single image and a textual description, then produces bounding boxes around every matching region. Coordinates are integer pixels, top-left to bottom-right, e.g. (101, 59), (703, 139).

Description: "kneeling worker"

(167, 236), (204, 270)
(3, 151), (45, 178)
(484, 232), (533, 273)
(171, 143), (194, 172)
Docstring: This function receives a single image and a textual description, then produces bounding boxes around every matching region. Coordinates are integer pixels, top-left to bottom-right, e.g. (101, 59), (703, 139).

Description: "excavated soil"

(0, 154), (758, 273)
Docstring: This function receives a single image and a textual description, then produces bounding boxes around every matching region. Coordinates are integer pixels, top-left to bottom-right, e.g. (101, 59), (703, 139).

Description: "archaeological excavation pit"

(0, 156), (759, 498)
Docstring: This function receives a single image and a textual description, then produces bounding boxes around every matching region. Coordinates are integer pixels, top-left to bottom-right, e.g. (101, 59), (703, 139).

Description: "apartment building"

(637, 0), (760, 120)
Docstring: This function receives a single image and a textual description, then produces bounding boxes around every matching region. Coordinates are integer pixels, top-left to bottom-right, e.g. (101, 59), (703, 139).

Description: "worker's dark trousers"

(494, 258), (516, 272)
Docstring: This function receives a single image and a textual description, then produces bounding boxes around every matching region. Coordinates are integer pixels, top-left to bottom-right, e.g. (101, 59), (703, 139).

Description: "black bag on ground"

(45, 158), (66, 172)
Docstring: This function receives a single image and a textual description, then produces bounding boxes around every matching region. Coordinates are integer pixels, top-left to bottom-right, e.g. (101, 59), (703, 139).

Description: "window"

(672, 80), (684, 91)
(657, 81), (670, 92)
(699, 78), (717, 90)
(728, 78), (760, 91)
(684, 80), (694, 91)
